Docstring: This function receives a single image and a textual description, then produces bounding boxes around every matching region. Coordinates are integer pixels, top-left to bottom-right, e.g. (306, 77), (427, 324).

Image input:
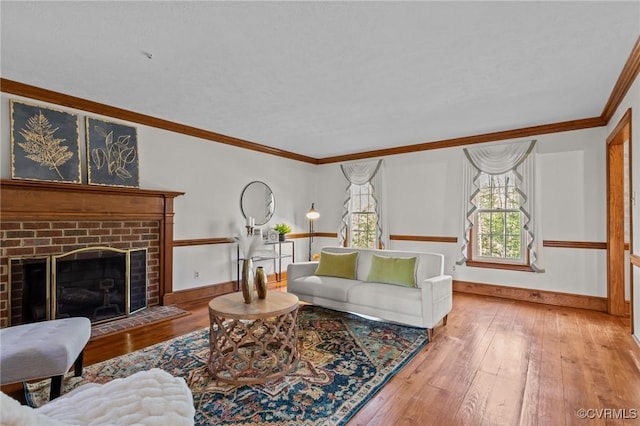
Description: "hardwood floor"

(3, 291), (640, 425)
(350, 293), (640, 426)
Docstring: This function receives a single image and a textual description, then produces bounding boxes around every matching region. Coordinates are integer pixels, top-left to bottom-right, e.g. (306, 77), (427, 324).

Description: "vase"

(255, 266), (267, 299)
(279, 233), (286, 242)
(241, 258), (255, 304)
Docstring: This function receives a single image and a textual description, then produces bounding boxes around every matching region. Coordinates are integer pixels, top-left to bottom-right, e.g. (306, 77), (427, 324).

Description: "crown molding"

(601, 36), (640, 123)
(0, 78), (319, 165)
(316, 117), (605, 164)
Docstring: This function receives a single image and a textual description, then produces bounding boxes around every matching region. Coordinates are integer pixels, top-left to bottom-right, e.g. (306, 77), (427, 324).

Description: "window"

(458, 139), (543, 272)
(338, 159), (387, 249)
(472, 172), (526, 265)
(349, 183), (378, 248)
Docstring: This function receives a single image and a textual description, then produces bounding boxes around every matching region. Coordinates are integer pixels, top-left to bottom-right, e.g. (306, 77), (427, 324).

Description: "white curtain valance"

(463, 140), (535, 175)
(340, 161), (382, 185)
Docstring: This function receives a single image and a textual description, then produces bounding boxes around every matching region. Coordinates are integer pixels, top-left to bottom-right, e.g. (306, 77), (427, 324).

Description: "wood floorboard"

(560, 309), (604, 425)
(2, 290), (640, 425)
(537, 307), (567, 425)
(518, 303), (545, 426)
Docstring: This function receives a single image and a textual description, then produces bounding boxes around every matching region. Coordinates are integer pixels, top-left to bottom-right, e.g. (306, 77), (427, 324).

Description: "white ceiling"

(1, 1), (639, 159)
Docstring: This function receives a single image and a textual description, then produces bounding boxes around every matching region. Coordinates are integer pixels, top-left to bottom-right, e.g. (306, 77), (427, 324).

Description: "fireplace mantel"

(1, 179), (184, 220)
(0, 179), (184, 306)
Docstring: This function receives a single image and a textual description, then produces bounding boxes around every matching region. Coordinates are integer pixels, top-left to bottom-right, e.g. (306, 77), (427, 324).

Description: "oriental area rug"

(26, 305), (428, 425)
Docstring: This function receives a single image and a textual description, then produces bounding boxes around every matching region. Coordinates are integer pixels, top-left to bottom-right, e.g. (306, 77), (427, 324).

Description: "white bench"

(0, 317), (91, 400)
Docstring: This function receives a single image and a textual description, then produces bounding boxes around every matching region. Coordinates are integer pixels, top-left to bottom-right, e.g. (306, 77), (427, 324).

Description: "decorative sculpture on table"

(241, 258), (255, 304)
(255, 266), (267, 299)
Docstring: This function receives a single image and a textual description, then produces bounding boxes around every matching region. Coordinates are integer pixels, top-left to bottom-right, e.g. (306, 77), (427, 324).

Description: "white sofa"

(287, 246), (452, 340)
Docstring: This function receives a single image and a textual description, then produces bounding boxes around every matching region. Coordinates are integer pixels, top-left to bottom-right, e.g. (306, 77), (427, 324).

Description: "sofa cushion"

(319, 247), (445, 282)
(347, 282), (422, 315)
(366, 254), (417, 287)
(315, 251), (358, 279)
(288, 275), (362, 301)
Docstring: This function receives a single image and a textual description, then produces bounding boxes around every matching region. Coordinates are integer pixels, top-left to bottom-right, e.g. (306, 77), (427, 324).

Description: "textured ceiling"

(1, 1), (639, 159)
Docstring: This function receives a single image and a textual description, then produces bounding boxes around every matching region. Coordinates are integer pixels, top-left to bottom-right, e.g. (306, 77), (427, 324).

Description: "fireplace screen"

(9, 246), (147, 326)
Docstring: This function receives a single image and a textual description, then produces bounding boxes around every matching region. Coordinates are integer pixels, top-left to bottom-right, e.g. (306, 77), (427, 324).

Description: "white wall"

(606, 72), (640, 344)
(313, 127), (608, 297)
(0, 89), (624, 311)
(0, 93), (315, 292)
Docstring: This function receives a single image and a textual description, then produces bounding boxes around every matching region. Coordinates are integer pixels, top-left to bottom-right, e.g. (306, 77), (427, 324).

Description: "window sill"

(465, 260), (535, 272)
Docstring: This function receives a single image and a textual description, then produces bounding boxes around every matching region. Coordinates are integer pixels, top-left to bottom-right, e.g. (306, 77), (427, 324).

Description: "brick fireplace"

(0, 179), (183, 328)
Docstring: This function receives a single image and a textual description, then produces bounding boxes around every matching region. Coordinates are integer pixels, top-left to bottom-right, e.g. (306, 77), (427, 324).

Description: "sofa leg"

(74, 349), (84, 377)
(427, 328), (434, 341)
(50, 375), (63, 400)
(443, 314), (448, 326)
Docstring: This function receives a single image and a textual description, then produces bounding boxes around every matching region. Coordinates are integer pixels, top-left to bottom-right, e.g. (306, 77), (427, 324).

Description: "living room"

(1, 1), (639, 424)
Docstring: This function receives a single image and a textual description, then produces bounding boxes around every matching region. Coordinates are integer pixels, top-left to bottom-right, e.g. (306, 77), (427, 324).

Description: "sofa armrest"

(287, 261), (318, 281)
(418, 274), (453, 329)
(416, 274), (451, 291)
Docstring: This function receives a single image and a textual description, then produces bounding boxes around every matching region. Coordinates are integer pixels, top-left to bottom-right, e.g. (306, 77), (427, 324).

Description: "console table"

(236, 240), (294, 290)
(207, 291), (300, 385)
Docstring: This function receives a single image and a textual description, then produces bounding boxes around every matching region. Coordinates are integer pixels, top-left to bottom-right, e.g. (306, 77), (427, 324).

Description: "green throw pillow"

(315, 251), (358, 279)
(366, 254), (417, 287)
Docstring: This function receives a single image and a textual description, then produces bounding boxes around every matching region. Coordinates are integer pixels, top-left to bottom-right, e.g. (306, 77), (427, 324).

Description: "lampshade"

(306, 203), (320, 220)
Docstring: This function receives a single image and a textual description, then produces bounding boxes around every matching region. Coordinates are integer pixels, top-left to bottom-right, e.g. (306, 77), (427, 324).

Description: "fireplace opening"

(9, 257), (49, 325)
(54, 249), (127, 322)
(9, 247), (147, 326)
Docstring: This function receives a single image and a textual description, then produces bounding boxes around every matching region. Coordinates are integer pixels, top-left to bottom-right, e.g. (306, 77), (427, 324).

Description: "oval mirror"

(240, 181), (275, 226)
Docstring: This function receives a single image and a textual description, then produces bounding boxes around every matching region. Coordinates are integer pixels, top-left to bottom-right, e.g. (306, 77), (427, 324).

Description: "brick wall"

(0, 220), (160, 327)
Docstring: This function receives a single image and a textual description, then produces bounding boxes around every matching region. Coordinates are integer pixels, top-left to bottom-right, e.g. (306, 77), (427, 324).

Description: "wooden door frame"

(606, 108), (633, 328)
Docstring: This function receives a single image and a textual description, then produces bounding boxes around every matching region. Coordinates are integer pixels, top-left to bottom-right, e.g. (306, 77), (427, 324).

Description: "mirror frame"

(240, 181), (275, 226)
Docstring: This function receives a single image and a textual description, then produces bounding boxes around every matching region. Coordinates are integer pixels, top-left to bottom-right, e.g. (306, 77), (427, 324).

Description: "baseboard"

(163, 272), (288, 305)
(453, 280), (611, 312)
(163, 281), (237, 305)
(633, 334), (640, 348)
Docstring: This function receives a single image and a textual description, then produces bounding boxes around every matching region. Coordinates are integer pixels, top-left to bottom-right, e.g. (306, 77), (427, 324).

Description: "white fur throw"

(1, 369), (195, 426)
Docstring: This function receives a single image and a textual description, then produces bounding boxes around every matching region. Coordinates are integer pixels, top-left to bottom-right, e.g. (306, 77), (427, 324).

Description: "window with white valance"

(458, 140), (544, 272)
(338, 159), (388, 249)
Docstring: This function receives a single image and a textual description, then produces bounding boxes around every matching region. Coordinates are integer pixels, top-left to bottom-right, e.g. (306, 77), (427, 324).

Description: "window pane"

(492, 235), (505, 257)
(506, 212), (521, 234)
(478, 234), (491, 257)
(506, 189), (520, 209)
(351, 213), (377, 248)
(478, 187), (493, 208)
(472, 171), (525, 263)
(505, 236), (521, 259)
(477, 212), (490, 235)
(491, 212), (505, 235)
(349, 183), (377, 248)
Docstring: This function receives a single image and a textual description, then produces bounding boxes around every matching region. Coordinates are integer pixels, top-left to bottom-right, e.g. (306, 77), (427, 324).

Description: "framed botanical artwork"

(10, 100), (81, 183)
(85, 117), (139, 188)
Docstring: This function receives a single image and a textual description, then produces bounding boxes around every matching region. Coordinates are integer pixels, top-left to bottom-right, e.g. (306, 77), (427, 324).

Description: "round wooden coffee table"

(207, 291), (300, 385)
